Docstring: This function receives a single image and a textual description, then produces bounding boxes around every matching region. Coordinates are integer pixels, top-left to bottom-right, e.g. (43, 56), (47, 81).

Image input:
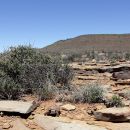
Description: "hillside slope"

(42, 34), (130, 54)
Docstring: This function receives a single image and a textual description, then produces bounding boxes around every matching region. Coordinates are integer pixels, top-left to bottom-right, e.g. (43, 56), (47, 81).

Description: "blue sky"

(0, 0), (130, 52)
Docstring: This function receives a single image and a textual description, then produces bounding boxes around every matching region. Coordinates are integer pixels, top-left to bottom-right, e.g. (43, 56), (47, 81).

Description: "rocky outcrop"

(85, 64), (130, 73)
(94, 107), (130, 122)
(112, 71), (130, 80)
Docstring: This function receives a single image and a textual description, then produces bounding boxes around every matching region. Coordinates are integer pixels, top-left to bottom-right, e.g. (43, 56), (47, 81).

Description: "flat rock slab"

(87, 121), (130, 130)
(115, 79), (130, 85)
(85, 64), (130, 73)
(34, 115), (107, 130)
(9, 119), (31, 130)
(0, 100), (38, 114)
(94, 107), (130, 122)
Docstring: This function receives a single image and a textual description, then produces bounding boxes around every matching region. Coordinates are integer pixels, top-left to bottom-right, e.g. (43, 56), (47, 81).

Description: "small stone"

(92, 59), (96, 63)
(25, 121), (29, 127)
(41, 106), (45, 110)
(96, 104), (105, 110)
(67, 115), (74, 119)
(28, 115), (34, 120)
(87, 110), (93, 115)
(0, 112), (4, 117)
(61, 104), (76, 111)
(28, 122), (37, 129)
(2, 123), (11, 129)
(75, 114), (85, 120)
(35, 110), (41, 114)
(56, 103), (63, 107)
(123, 100), (130, 107)
(2, 120), (7, 123)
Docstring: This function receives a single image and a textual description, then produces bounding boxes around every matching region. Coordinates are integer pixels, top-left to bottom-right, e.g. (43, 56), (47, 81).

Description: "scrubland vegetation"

(0, 45), (73, 100)
(0, 45), (105, 104)
(64, 50), (130, 63)
(106, 95), (123, 108)
(0, 45), (126, 108)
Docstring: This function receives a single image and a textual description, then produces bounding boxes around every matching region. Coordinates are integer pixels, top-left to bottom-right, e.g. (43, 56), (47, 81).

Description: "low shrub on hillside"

(36, 81), (57, 100)
(71, 89), (84, 103)
(105, 95), (123, 108)
(57, 65), (74, 87)
(0, 76), (22, 100)
(81, 83), (104, 103)
(125, 52), (130, 60)
(55, 83), (104, 104)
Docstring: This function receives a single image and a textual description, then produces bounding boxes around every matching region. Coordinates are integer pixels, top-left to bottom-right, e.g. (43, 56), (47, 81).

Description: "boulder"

(112, 71), (130, 80)
(61, 104), (76, 111)
(2, 123), (11, 129)
(92, 59), (96, 63)
(0, 100), (38, 114)
(34, 115), (107, 130)
(94, 107), (130, 122)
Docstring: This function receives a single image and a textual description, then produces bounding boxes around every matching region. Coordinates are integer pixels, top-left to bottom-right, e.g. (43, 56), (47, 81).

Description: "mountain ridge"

(41, 34), (130, 54)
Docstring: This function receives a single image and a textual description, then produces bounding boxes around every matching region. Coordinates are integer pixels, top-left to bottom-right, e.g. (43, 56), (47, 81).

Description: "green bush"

(0, 45), (74, 100)
(55, 85), (76, 102)
(56, 84), (104, 103)
(36, 82), (57, 101)
(71, 89), (84, 103)
(82, 83), (104, 103)
(58, 83), (104, 104)
(19, 57), (59, 92)
(106, 95), (123, 107)
(57, 65), (74, 87)
(125, 52), (130, 60)
(0, 45), (36, 82)
(65, 53), (82, 62)
(0, 76), (22, 100)
(71, 84), (104, 103)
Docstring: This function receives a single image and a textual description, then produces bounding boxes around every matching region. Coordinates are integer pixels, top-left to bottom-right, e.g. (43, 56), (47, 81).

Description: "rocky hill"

(42, 34), (130, 54)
